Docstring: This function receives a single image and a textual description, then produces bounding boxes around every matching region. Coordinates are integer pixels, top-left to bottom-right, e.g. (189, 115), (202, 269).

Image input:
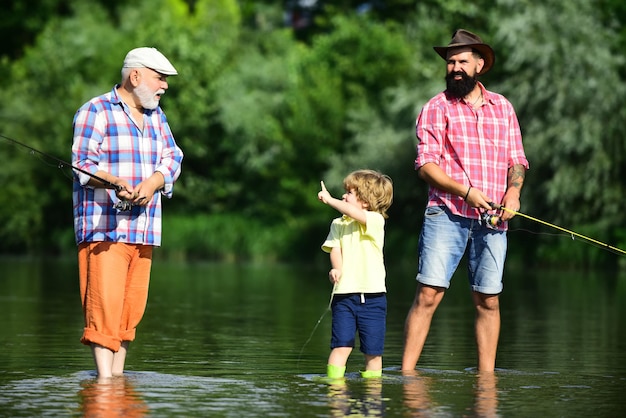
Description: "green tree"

(0, 0), (241, 254)
(490, 0), (626, 265)
(1, 0), (625, 266)
(0, 2), (125, 253)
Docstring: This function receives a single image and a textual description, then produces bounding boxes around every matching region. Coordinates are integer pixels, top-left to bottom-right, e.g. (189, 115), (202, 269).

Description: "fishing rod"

(488, 202), (626, 256)
(0, 133), (132, 210)
(297, 283), (337, 371)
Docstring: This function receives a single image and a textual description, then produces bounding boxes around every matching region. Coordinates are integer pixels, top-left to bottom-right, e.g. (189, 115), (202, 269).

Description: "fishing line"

(297, 283), (336, 371)
(508, 228), (570, 238)
(0, 133), (132, 210)
(490, 203), (626, 256)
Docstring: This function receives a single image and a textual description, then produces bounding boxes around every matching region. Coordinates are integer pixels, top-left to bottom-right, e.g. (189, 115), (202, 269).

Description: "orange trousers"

(78, 242), (153, 351)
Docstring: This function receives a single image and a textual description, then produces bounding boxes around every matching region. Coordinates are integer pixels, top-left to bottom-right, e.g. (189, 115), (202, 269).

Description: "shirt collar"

(111, 85), (123, 105)
(111, 84), (154, 115)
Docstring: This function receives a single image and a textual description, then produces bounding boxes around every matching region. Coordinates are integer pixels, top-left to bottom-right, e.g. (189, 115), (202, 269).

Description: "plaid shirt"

(415, 82), (529, 226)
(72, 86), (183, 246)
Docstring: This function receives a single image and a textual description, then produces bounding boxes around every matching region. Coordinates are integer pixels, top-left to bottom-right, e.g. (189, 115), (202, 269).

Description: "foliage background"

(1, 0), (625, 268)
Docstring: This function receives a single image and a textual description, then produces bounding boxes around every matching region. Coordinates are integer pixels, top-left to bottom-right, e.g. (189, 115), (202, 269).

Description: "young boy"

(317, 169), (393, 379)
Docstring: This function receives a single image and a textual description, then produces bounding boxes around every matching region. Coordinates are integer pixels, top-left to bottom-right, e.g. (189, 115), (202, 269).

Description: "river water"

(1, 257), (625, 416)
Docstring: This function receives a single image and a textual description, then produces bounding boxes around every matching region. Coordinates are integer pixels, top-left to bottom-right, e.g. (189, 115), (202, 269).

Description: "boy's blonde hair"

(343, 169), (393, 219)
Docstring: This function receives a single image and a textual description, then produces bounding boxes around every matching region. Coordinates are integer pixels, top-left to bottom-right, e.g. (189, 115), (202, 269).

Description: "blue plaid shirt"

(72, 86), (183, 246)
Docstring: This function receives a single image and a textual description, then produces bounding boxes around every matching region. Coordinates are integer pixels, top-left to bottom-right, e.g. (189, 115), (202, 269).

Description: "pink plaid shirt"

(415, 82), (529, 224)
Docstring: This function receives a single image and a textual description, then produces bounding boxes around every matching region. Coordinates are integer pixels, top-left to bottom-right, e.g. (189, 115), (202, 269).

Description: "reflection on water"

(1, 258), (626, 416)
(401, 370), (499, 417)
(473, 372), (499, 418)
(2, 368), (625, 417)
(79, 376), (148, 417)
(0, 371), (294, 417)
(402, 370), (437, 416)
(326, 375), (384, 417)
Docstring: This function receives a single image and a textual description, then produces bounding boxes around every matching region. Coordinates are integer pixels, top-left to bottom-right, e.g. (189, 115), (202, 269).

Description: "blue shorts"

(330, 293), (386, 355)
(417, 206), (507, 294)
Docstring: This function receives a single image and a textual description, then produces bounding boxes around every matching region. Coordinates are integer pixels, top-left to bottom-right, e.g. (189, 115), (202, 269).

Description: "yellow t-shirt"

(321, 211), (386, 294)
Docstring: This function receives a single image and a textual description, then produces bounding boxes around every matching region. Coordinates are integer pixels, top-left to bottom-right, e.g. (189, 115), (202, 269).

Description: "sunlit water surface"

(1, 258), (625, 416)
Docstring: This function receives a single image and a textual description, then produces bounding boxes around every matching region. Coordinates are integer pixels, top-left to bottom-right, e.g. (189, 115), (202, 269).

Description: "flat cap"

(123, 47), (178, 76)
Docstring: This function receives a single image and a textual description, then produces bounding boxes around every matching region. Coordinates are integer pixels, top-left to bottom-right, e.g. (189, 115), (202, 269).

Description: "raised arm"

(317, 181), (367, 224)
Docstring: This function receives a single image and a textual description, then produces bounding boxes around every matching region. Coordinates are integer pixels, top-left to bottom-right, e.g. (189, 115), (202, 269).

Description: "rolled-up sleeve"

(507, 109), (529, 169)
(72, 103), (106, 187)
(156, 112), (183, 198)
(415, 100), (446, 170)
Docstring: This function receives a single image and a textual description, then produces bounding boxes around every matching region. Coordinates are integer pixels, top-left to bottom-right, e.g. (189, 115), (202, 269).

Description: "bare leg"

(364, 354), (382, 371)
(112, 341), (129, 376)
(328, 347), (353, 367)
(91, 344), (114, 379)
(327, 347), (353, 378)
(472, 292), (500, 372)
(401, 285), (445, 371)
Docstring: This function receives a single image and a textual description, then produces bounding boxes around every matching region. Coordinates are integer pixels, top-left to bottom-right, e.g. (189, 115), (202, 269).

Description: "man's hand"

(113, 178), (134, 201)
(130, 172), (164, 206)
(464, 186), (495, 212)
(499, 192), (521, 221)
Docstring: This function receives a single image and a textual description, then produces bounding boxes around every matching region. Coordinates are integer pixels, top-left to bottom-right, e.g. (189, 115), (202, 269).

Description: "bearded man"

(72, 47), (184, 379)
(402, 30), (529, 372)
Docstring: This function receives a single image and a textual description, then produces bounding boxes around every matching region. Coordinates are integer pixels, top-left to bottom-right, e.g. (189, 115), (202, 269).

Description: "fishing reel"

(113, 184), (134, 211)
(480, 211), (502, 230)
(114, 200), (133, 211)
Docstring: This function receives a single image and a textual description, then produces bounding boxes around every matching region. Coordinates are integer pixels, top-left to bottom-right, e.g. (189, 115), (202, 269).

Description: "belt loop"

(360, 293), (365, 304)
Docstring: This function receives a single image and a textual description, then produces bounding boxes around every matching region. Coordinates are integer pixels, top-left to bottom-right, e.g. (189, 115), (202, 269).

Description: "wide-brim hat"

(123, 47), (178, 76)
(433, 29), (495, 75)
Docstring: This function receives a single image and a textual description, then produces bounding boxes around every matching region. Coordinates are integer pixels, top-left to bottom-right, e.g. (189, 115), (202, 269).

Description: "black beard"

(446, 71), (477, 99)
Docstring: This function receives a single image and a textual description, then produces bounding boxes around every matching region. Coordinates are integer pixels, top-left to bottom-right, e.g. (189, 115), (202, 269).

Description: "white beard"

(135, 82), (164, 110)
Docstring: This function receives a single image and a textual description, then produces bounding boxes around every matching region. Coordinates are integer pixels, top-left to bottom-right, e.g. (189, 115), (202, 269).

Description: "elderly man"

(402, 30), (529, 372)
(72, 47), (184, 378)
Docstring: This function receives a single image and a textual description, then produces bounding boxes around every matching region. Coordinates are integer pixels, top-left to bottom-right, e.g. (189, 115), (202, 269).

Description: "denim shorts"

(330, 293), (386, 355)
(417, 206), (507, 294)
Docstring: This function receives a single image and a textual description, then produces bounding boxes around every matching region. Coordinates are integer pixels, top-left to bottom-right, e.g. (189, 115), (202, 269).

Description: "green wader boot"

(327, 364), (346, 379)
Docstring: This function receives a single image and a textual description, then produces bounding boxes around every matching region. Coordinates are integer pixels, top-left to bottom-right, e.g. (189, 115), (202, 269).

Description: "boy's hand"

(329, 268), (341, 284)
(318, 180), (332, 204)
